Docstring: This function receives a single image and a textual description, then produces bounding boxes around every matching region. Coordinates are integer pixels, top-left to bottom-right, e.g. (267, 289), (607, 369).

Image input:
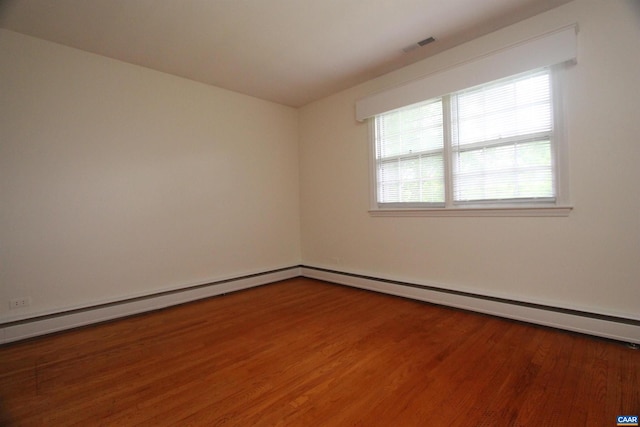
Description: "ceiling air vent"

(402, 36), (436, 53)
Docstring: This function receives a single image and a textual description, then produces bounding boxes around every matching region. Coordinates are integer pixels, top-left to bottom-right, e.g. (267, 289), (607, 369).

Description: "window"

(375, 97), (445, 206)
(371, 67), (571, 216)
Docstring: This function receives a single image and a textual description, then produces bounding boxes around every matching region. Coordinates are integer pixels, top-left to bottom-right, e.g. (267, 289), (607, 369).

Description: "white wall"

(299, 0), (640, 319)
(2, 0), (638, 337)
(0, 29), (301, 322)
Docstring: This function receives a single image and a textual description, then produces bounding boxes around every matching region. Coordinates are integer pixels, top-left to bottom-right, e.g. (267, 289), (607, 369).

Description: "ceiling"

(0, 0), (572, 107)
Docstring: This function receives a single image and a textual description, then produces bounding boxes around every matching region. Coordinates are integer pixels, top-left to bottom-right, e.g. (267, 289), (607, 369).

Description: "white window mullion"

(442, 95), (454, 209)
(454, 131), (552, 153)
(550, 63), (568, 206)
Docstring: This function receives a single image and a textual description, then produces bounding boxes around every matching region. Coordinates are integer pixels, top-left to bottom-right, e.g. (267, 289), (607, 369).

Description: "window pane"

(453, 140), (554, 201)
(376, 98), (444, 158)
(375, 98), (445, 204)
(377, 154), (444, 204)
(451, 68), (555, 203)
(452, 70), (551, 146)
(420, 155), (445, 203)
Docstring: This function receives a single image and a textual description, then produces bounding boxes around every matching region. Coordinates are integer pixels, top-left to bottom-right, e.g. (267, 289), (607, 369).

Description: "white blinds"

(451, 69), (554, 202)
(356, 24), (576, 122)
(375, 99), (444, 205)
(373, 67), (557, 207)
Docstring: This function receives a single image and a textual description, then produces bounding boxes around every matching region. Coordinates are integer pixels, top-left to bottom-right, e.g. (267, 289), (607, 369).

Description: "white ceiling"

(0, 0), (572, 107)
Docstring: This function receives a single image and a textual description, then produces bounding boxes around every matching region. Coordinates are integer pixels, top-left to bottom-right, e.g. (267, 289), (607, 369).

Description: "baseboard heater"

(0, 266), (301, 344)
(300, 265), (640, 345)
(2, 265), (637, 345)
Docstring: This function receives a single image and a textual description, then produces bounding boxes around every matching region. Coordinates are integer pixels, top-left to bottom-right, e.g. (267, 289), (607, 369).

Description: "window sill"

(369, 205), (573, 217)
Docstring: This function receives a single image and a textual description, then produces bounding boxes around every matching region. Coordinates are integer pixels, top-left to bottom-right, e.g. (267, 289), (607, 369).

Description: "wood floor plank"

(1, 277), (638, 426)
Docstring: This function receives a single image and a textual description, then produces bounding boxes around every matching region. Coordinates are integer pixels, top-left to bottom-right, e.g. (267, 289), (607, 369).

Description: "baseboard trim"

(3, 264), (637, 345)
(301, 265), (640, 344)
(0, 266), (301, 344)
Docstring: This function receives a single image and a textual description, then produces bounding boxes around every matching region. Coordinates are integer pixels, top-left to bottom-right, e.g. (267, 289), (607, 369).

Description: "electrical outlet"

(9, 297), (30, 309)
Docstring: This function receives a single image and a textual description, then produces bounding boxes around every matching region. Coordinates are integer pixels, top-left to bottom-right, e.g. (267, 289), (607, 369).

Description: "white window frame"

(368, 65), (572, 217)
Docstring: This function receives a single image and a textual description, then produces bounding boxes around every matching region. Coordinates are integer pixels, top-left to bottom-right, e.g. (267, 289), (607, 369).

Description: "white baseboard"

(0, 266), (301, 344)
(3, 265), (637, 345)
(301, 266), (640, 345)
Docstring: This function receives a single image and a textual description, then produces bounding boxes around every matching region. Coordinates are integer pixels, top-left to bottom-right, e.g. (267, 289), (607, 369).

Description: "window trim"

(368, 65), (572, 217)
(368, 205), (573, 217)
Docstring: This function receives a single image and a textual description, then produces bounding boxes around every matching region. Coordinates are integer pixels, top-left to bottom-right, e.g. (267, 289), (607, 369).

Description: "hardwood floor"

(1, 277), (638, 426)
